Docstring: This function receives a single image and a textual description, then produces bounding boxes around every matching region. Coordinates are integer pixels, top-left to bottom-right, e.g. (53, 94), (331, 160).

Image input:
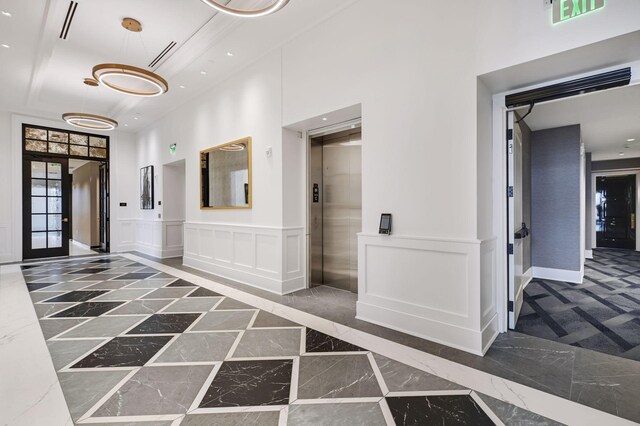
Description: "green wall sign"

(169, 143), (177, 155)
(553, 0), (605, 23)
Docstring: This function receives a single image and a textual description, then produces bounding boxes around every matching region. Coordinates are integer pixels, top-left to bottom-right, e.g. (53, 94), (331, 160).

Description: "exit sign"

(553, 0), (605, 23)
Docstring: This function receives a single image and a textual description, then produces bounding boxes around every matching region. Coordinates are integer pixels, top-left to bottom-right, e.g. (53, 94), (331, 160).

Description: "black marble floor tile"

(188, 287), (222, 297)
(67, 268), (110, 275)
(167, 279), (197, 287)
(21, 264), (43, 270)
(305, 328), (366, 353)
(90, 259), (115, 264)
(385, 395), (495, 426)
(52, 302), (124, 318)
(199, 359), (293, 408)
(126, 313), (201, 334)
(26, 282), (58, 292)
(42, 290), (108, 303)
(114, 272), (158, 280)
(71, 336), (173, 368)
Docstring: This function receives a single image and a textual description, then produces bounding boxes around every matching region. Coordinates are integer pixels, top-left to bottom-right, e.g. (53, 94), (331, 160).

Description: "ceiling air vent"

(59, 1), (78, 40)
(148, 41), (177, 69)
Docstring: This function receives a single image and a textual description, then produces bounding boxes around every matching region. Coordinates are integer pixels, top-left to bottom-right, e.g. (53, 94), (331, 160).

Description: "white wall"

(0, 112), (13, 262)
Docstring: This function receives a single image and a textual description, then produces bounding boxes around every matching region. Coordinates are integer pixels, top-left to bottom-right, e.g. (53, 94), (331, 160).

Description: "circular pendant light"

(200, 0), (289, 17)
(91, 18), (169, 98)
(62, 113), (118, 131)
(93, 63), (169, 97)
(220, 143), (246, 151)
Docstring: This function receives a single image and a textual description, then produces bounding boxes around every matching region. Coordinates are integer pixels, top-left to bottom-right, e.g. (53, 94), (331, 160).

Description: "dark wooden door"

(596, 175), (636, 249)
(23, 156), (70, 259)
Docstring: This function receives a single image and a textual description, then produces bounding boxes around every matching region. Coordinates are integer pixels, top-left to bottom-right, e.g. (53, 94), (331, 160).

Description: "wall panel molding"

(182, 222), (304, 295)
(113, 219), (184, 259)
(356, 233), (495, 355)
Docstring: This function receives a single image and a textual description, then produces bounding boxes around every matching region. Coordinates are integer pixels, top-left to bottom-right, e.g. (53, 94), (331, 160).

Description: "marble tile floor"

(6, 255), (567, 425)
(144, 253), (640, 423)
(516, 248), (640, 361)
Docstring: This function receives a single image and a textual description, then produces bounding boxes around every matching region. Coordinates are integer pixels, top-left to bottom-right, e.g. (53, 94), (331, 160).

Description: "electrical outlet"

(544, 0), (553, 10)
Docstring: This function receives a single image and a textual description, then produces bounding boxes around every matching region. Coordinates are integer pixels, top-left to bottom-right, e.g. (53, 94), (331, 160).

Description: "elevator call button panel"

(313, 184), (319, 203)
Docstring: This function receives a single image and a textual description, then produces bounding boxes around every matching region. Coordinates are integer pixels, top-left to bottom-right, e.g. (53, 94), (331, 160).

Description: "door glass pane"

(32, 179), (46, 196)
(47, 163), (62, 179)
(31, 162), (46, 178)
(48, 214), (62, 231)
(48, 197), (62, 213)
(70, 134), (88, 145)
(47, 231), (62, 248)
(32, 197), (46, 214)
(32, 215), (46, 231)
(32, 233), (46, 249)
(48, 142), (69, 155)
(47, 180), (62, 196)
(48, 131), (68, 143)
(25, 127), (47, 140)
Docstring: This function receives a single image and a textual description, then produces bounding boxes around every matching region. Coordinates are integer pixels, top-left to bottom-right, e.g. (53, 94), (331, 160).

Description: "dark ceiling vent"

(505, 67), (632, 108)
(148, 41), (177, 69)
(59, 1), (78, 40)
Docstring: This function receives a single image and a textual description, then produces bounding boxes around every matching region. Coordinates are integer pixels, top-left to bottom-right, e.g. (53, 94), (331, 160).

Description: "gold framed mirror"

(200, 137), (252, 209)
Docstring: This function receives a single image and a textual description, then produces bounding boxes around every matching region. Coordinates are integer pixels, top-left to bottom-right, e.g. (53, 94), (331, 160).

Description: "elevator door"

(310, 129), (362, 293)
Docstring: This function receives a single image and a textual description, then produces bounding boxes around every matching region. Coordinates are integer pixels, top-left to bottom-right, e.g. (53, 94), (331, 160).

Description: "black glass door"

(23, 156), (70, 259)
(596, 175), (636, 249)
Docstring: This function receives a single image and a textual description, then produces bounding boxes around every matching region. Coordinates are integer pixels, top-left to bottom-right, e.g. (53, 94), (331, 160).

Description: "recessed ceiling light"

(133, 117), (139, 120)
(124, 124), (129, 127)
(1, 44), (10, 49)
(322, 117), (328, 121)
(200, 71), (207, 75)
(227, 52), (234, 57)
(1, 11), (11, 17)
(619, 152), (625, 156)
(179, 85), (185, 89)
(628, 138), (636, 142)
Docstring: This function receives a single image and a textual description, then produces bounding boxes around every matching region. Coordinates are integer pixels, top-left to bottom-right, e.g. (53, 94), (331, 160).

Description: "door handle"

(62, 218), (69, 223)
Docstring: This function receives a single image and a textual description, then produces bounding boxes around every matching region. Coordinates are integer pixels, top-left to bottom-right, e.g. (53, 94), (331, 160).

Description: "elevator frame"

(305, 118), (362, 291)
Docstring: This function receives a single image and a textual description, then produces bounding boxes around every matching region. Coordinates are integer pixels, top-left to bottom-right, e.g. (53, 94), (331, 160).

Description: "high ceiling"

(0, 0), (353, 131)
(523, 83), (640, 161)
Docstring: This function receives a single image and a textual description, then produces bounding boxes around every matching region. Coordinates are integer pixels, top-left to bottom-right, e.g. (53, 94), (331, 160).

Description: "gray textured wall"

(518, 118), (532, 272)
(585, 153), (592, 250)
(531, 125), (582, 271)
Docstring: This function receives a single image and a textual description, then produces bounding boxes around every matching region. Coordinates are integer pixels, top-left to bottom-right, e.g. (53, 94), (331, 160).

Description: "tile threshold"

(124, 253), (635, 426)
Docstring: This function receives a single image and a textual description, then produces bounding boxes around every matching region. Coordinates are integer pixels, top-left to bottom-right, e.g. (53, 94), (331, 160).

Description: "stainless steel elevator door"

(309, 129), (361, 293)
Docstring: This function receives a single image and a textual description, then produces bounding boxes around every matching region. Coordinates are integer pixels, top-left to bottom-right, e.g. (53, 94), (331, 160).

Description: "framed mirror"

(200, 137), (252, 209)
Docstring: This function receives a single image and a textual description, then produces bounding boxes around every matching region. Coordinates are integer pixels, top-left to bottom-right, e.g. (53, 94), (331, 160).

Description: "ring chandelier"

(200, 0), (290, 17)
(62, 113), (119, 131)
(91, 18), (169, 98)
(92, 63), (169, 97)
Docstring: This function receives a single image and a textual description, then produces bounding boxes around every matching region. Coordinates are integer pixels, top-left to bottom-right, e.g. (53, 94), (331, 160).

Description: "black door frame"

(21, 123), (111, 260)
(22, 155), (71, 259)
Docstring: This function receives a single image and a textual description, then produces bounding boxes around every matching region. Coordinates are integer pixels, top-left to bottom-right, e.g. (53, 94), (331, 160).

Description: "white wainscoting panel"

(183, 222), (305, 295)
(356, 234), (491, 355)
(480, 237), (499, 353)
(113, 219), (184, 259)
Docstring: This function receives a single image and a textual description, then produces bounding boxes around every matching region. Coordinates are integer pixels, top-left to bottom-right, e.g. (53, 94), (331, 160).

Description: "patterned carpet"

(21, 255), (562, 425)
(516, 249), (640, 361)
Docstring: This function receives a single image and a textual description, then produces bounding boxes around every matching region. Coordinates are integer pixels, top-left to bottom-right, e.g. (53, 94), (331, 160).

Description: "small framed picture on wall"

(140, 165), (154, 210)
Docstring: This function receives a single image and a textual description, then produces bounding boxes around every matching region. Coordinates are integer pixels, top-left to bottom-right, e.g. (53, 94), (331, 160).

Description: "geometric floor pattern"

(23, 255), (562, 425)
(516, 249), (640, 361)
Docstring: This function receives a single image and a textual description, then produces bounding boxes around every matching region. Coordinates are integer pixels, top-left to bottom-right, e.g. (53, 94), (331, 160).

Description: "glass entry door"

(23, 157), (70, 259)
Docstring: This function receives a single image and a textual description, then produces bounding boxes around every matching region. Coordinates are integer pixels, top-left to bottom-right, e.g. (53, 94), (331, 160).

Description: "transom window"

(23, 124), (109, 160)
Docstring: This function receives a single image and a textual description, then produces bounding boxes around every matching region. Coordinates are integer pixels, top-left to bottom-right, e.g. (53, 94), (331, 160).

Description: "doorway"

(308, 126), (362, 293)
(21, 124), (110, 260)
(596, 175), (636, 249)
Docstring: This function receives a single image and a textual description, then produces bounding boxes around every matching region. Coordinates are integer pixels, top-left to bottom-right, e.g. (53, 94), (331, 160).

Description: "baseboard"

(585, 250), (593, 259)
(70, 239), (91, 250)
(356, 301), (485, 356)
(184, 255), (303, 296)
(532, 266), (582, 284)
(481, 313), (499, 355)
(523, 267), (533, 288)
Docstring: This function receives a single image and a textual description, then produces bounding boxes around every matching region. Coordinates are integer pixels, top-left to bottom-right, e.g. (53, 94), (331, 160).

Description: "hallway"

(516, 249), (640, 361)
